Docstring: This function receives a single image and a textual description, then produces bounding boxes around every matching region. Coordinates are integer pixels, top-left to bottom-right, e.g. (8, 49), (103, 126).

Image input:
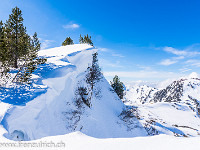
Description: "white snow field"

(0, 44), (199, 150)
(0, 131), (200, 150)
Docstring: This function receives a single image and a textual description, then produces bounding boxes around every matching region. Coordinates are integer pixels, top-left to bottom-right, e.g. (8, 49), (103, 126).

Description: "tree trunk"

(14, 57), (18, 68)
(14, 20), (18, 69)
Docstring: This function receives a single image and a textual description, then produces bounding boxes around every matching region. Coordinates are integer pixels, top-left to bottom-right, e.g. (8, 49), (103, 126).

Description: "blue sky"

(1, 0), (200, 82)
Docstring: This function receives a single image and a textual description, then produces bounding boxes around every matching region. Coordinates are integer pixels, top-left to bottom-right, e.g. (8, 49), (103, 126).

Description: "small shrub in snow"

(120, 109), (135, 120)
(94, 86), (102, 99)
(188, 95), (200, 117)
(63, 110), (81, 131)
(76, 86), (90, 108)
(119, 107), (144, 131)
(144, 120), (159, 136)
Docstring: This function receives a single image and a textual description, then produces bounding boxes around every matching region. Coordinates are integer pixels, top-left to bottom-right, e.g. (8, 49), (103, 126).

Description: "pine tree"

(85, 52), (102, 107)
(79, 34), (84, 44)
(62, 37), (74, 46)
(0, 7), (46, 84)
(12, 32), (46, 83)
(110, 75), (124, 99)
(84, 34), (93, 46)
(77, 87), (90, 107)
(0, 21), (6, 63)
(4, 7), (29, 69)
(86, 52), (102, 90)
(0, 21), (10, 76)
(0, 21), (5, 52)
(79, 34), (93, 46)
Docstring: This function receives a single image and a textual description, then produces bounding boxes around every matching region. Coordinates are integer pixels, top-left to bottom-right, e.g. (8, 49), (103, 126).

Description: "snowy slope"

(0, 131), (200, 150)
(0, 102), (11, 122)
(1, 44), (146, 141)
(125, 73), (200, 136)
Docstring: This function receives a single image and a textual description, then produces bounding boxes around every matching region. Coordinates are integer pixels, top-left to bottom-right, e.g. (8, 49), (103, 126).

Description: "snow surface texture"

(1, 44), (146, 141)
(0, 131), (200, 150)
(124, 73), (200, 137)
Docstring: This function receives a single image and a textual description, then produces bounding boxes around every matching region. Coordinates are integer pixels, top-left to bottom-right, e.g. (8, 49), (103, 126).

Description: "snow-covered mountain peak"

(125, 75), (200, 137)
(152, 77), (200, 103)
(187, 72), (199, 79)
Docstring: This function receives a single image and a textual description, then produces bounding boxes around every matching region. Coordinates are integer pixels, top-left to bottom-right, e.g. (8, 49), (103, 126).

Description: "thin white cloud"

(63, 23), (80, 29)
(104, 71), (184, 79)
(137, 65), (152, 71)
(98, 48), (109, 52)
(163, 46), (200, 56)
(111, 53), (125, 58)
(179, 67), (192, 72)
(40, 39), (54, 50)
(161, 45), (200, 67)
(160, 45), (200, 67)
(99, 58), (123, 68)
(164, 47), (187, 55)
(159, 56), (184, 66)
(98, 47), (125, 58)
(185, 59), (200, 67)
(173, 56), (185, 60)
(160, 59), (177, 66)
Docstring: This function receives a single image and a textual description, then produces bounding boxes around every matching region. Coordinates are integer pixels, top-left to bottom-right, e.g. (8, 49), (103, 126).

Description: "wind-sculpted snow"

(0, 44), (147, 141)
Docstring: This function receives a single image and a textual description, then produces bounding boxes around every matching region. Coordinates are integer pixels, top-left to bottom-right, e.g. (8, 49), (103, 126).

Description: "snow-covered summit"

(186, 72), (199, 79)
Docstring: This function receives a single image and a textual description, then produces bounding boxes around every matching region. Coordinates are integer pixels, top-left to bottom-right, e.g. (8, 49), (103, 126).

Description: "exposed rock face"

(152, 79), (185, 103)
(151, 78), (200, 116)
(124, 85), (158, 105)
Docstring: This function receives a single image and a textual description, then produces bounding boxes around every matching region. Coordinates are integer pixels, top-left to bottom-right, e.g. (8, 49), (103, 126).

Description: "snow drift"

(2, 44), (146, 141)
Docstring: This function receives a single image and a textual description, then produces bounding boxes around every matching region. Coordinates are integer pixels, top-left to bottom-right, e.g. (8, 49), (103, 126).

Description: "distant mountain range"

(124, 72), (200, 136)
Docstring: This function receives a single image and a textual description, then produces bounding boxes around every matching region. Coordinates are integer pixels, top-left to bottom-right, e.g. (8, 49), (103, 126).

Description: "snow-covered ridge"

(0, 44), (147, 141)
(38, 44), (94, 66)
